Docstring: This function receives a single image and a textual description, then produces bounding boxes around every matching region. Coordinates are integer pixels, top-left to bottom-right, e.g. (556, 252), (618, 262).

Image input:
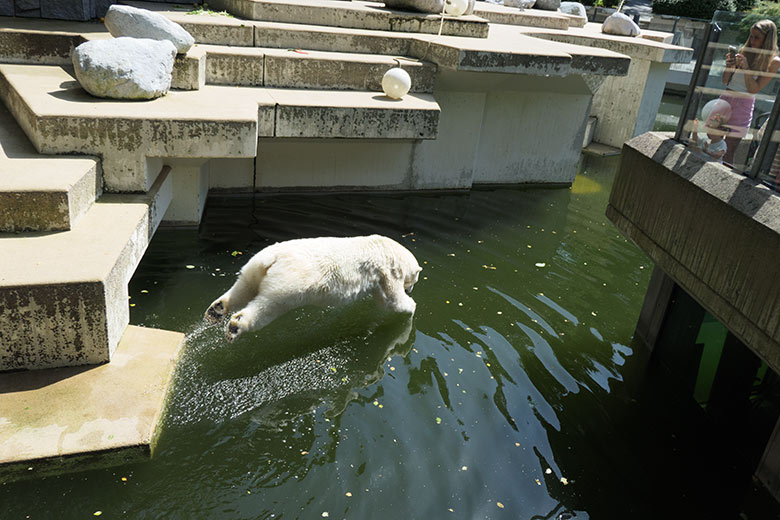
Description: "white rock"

(384, 0), (444, 14)
(104, 4), (194, 54)
(534, 0), (561, 10)
(559, 2), (586, 18)
(72, 37), (177, 100)
(602, 12), (641, 37)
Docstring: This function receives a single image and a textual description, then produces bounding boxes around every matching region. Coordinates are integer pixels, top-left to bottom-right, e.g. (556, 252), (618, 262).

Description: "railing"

(676, 11), (780, 192)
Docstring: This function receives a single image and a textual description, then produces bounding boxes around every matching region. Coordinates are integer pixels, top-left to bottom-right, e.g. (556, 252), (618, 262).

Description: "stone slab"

(0, 63), (263, 192)
(0, 325), (184, 482)
(207, 0), (490, 38)
(0, 171), (172, 371)
(0, 100), (99, 232)
(582, 141), (620, 156)
(472, 2), (570, 30)
(265, 88), (440, 139)
(262, 47), (436, 92)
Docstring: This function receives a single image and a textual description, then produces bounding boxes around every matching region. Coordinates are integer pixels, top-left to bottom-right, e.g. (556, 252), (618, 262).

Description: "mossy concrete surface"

(0, 325), (184, 483)
(0, 170), (172, 371)
(206, 0), (490, 38)
(0, 100), (99, 232)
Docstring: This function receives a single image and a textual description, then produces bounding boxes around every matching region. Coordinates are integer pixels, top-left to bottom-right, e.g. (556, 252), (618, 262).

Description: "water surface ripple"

(5, 156), (767, 518)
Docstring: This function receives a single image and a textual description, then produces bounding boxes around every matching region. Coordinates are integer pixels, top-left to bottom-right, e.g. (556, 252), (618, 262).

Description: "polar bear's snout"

(205, 235), (421, 341)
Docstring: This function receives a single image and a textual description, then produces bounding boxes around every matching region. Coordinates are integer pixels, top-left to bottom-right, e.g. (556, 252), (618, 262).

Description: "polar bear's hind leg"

(226, 296), (292, 342)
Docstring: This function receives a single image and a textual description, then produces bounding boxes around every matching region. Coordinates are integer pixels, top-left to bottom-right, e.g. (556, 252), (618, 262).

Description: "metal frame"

(676, 20), (780, 184)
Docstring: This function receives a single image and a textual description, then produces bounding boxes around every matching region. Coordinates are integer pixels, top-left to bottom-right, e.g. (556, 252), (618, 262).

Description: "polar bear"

(205, 235), (422, 342)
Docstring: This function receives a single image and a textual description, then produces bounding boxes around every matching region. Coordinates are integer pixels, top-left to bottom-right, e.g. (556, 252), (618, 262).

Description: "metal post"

(675, 22), (721, 142)
(748, 87), (780, 179)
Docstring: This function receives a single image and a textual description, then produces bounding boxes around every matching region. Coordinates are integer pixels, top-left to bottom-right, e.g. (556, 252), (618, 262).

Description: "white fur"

(205, 235), (422, 341)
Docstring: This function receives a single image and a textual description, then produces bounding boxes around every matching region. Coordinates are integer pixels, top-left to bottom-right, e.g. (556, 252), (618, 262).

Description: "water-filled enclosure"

(3, 155), (777, 518)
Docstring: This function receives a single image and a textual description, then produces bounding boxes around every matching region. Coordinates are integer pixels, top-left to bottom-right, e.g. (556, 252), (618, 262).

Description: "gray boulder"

(104, 4), (194, 54)
(560, 2), (586, 18)
(72, 37), (177, 100)
(602, 12), (641, 36)
(534, 0), (560, 10)
(384, 0), (445, 14)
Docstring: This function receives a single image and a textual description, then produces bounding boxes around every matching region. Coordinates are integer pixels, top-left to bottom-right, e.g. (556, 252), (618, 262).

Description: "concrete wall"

(245, 73), (594, 193)
(606, 132), (780, 374)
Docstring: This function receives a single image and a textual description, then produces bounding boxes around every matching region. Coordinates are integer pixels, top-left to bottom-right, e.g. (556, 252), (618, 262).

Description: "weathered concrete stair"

(0, 168), (172, 371)
(206, 0), (490, 38)
(0, 324), (184, 481)
(203, 45), (436, 92)
(0, 102), (99, 232)
(0, 62), (440, 192)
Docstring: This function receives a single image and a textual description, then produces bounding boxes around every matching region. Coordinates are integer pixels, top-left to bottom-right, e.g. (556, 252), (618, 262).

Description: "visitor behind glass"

(720, 19), (780, 166)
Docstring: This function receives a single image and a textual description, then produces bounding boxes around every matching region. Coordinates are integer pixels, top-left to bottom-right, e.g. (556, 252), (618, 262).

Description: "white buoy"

(382, 67), (411, 99)
(445, 0), (469, 16)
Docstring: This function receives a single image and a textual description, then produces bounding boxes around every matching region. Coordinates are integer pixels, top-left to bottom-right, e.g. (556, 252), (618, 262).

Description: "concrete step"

(0, 324), (184, 481)
(0, 101), (100, 232)
(265, 88), (439, 138)
(0, 63), (440, 192)
(204, 0), (490, 38)
(202, 44), (436, 92)
(0, 63), (262, 192)
(472, 3), (572, 30)
(0, 168), (172, 372)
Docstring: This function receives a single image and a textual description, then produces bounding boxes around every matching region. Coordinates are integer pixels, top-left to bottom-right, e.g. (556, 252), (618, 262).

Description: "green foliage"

(738, 1), (780, 42)
(652, 0), (736, 20)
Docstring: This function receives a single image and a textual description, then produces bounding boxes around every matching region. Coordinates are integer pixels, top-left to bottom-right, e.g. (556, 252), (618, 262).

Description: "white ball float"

(445, 0), (469, 16)
(382, 67), (412, 99)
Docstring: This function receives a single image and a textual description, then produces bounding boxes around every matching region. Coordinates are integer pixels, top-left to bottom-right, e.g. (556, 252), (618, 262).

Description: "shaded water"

(3, 155), (778, 518)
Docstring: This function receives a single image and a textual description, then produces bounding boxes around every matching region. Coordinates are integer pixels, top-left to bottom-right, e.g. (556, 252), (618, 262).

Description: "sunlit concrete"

(0, 325), (184, 482)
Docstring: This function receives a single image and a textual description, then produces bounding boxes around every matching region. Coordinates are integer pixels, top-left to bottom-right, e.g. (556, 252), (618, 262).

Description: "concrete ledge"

(0, 102), (99, 232)
(472, 3), (571, 30)
(0, 170), (172, 371)
(207, 0), (490, 38)
(0, 64), (262, 192)
(267, 89), (439, 139)
(606, 132), (780, 373)
(0, 325), (184, 482)
(253, 20), (413, 55)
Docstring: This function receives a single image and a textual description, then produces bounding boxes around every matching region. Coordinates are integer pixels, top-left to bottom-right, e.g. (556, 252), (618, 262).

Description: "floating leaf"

(435, 417), (442, 424)
(497, 502), (505, 509)
(560, 477), (569, 485)
(94, 513), (102, 517)
(346, 492), (353, 497)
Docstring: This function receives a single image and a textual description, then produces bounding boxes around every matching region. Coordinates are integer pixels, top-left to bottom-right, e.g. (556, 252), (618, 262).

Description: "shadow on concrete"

(0, 363), (101, 394)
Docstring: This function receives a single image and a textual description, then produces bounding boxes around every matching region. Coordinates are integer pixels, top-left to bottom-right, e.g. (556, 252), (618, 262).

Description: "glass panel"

(678, 12), (780, 179)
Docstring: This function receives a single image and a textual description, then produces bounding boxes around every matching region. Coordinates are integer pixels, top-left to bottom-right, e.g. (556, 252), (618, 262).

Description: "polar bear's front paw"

(205, 299), (228, 323)
(226, 312), (248, 342)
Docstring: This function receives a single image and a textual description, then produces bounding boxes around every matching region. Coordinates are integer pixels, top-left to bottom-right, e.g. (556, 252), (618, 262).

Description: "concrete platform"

(0, 170), (172, 371)
(202, 44), (437, 92)
(266, 88), (439, 139)
(0, 63), (264, 192)
(0, 101), (99, 232)
(207, 0), (490, 38)
(472, 2), (571, 30)
(0, 325), (184, 482)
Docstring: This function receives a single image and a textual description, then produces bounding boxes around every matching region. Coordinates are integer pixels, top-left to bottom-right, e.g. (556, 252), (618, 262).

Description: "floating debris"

(560, 477), (569, 485)
(185, 265), (195, 269)
(497, 502), (505, 509)
(346, 492), (353, 497)
(535, 263), (546, 268)
(435, 417), (442, 424)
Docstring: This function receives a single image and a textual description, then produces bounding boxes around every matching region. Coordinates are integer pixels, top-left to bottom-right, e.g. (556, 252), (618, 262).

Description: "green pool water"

(3, 154), (777, 518)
